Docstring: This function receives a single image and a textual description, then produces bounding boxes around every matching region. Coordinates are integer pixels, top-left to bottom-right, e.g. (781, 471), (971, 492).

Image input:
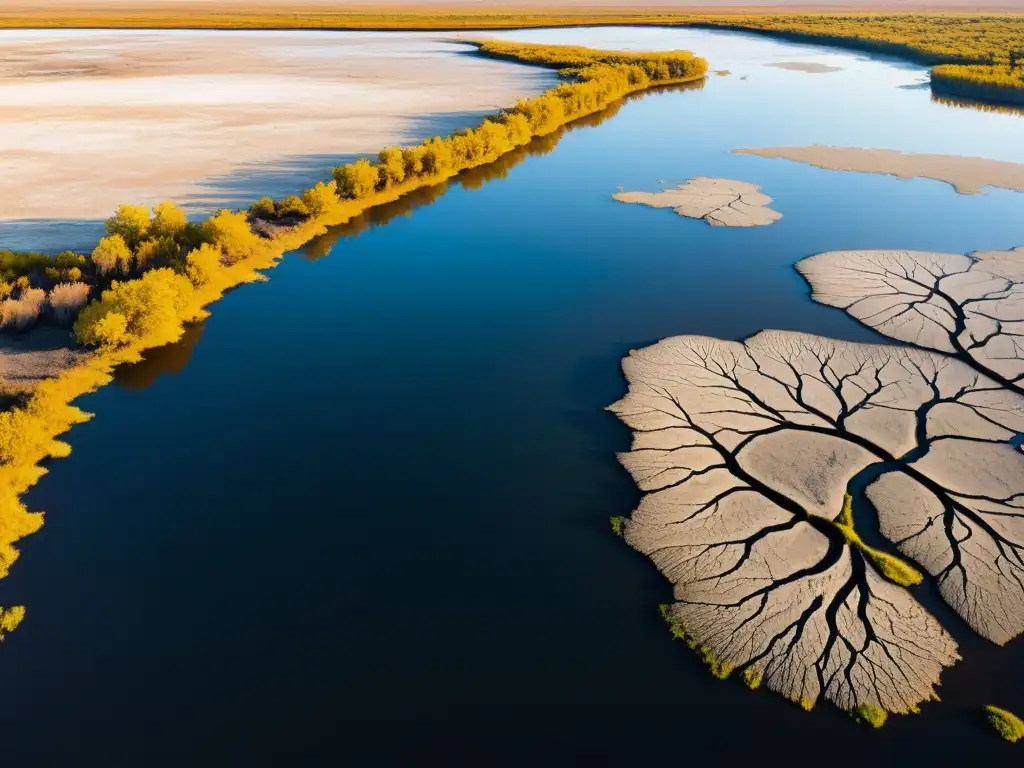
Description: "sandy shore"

(0, 30), (553, 248)
(734, 145), (1024, 194)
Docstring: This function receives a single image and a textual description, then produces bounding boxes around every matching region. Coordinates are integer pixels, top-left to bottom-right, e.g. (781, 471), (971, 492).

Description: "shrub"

(47, 282), (91, 324)
(250, 196), (277, 219)
(301, 180), (339, 217)
(276, 195), (310, 218)
(0, 288), (45, 330)
(333, 158), (379, 200)
(202, 210), (262, 264)
(851, 703), (889, 728)
(91, 234), (133, 276)
(0, 605), (25, 640)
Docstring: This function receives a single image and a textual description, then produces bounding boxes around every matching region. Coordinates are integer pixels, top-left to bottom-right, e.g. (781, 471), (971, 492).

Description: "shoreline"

(0, 13), (1020, 106)
(0, 40), (707, 621)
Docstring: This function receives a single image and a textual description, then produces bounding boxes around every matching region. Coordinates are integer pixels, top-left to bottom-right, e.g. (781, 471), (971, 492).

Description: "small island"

(733, 146), (1024, 195)
(613, 177), (783, 227)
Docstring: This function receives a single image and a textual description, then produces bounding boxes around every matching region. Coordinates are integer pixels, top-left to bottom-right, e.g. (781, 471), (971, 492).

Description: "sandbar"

(764, 61), (842, 73)
(613, 177), (782, 227)
(733, 145), (1024, 194)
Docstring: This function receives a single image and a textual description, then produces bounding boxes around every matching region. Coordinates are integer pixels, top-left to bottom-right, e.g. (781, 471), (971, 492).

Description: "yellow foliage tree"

(202, 210), (262, 264)
(90, 234), (133, 276)
(75, 268), (198, 349)
(151, 200), (188, 240)
(185, 243), (223, 287)
(378, 147), (407, 187)
(301, 180), (339, 218)
(334, 158), (380, 200)
(105, 204), (151, 250)
(0, 605), (25, 640)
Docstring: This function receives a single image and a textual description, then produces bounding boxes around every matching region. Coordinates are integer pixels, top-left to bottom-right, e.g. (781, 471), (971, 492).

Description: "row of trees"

(325, 42), (707, 204)
(65, 43), (705, 348)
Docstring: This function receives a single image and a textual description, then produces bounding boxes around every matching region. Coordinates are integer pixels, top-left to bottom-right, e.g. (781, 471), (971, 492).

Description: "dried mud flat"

(733, 145), (1024, 195)
(613, 177), (783, 227)
(611, 246), (1024, 717)
(0, 326), (89, 392)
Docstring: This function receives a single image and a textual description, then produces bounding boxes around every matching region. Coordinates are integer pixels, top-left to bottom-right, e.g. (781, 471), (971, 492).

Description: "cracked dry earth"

(612, 177), (783, 227)
(798, 248), (1024, 398)
(609, 326), (1024, 715)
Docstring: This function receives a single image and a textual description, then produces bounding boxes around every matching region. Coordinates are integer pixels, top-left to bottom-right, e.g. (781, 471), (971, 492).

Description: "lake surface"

(2, 26), (1023, 765)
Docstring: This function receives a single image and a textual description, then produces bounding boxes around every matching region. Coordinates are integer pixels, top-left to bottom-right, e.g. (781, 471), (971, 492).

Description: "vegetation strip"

(0, 41), (707, 630)
(0, 10), (1020, 103)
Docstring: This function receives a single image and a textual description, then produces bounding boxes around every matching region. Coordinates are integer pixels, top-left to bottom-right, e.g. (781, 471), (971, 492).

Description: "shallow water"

(2, 27), (1023, 765)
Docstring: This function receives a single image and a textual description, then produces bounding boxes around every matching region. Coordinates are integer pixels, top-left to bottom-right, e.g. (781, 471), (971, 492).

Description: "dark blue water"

(2, 28), (1023, 765)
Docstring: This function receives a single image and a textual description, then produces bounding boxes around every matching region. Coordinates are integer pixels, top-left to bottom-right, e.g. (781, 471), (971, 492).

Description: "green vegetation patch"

(658, 604), (732, 680)
(833, 494), (923, 587)
(851, 703), (889, 728)
(985, 705), (1024, 743)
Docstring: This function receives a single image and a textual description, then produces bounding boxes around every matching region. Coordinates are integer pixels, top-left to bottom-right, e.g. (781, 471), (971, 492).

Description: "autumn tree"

(75, 268), (198, 349)
(378, 147), (406, 187)
(301, 180), (338, 217)
(151, 200), (188, 240)
(90, 234), (133, 276)
(333, 158), (379, 200)
(202, 210), (261, 264)
(185, 243), (223, 287)
(104, 204), (151, 250)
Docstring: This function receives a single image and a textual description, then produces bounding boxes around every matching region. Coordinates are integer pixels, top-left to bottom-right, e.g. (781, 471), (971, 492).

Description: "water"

(2, 27), (1023, 765)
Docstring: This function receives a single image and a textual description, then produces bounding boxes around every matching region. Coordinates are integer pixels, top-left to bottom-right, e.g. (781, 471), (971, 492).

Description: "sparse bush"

(609, 516), (628, 537)
(47, 282), (91, 324)
(0, 288), (45, 330)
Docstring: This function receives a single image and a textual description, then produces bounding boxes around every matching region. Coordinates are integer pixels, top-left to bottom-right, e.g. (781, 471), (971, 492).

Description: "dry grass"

(0, 288), (45, 331)
(48, 282), (91, 325)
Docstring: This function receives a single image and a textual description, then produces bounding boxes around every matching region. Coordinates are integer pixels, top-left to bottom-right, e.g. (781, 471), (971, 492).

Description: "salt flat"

(0, 30), (554, 249)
